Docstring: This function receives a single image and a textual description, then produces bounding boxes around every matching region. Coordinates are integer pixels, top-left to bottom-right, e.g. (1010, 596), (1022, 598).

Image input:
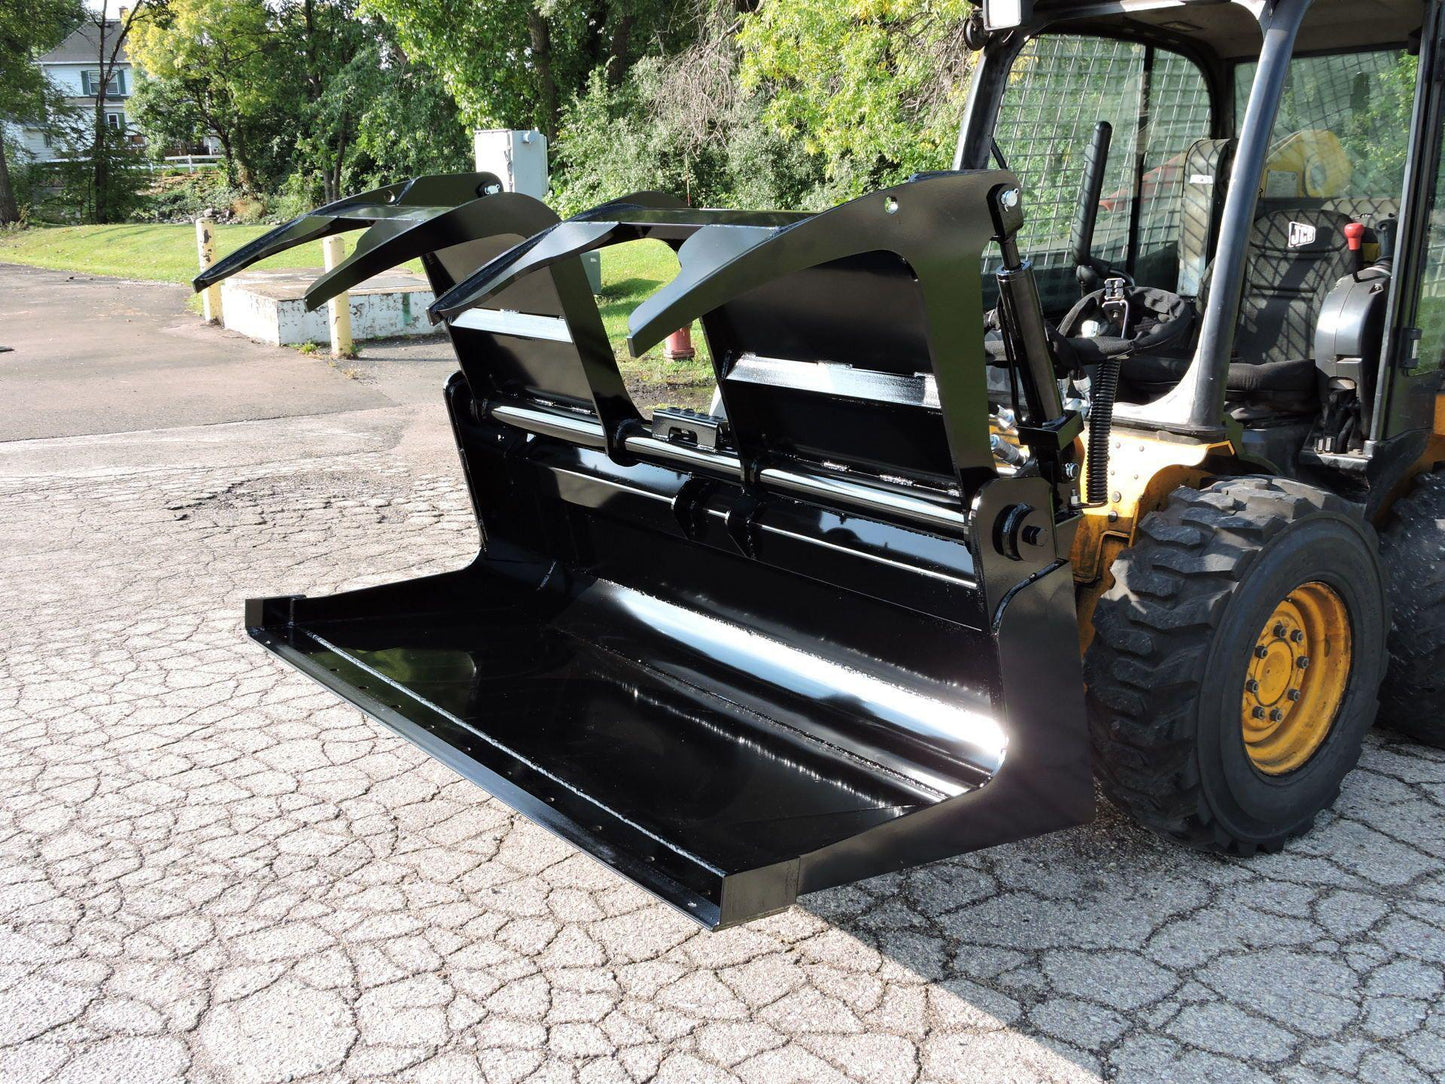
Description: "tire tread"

(1379, 471), (1445, 744)
(1084, 476), (1371, 853)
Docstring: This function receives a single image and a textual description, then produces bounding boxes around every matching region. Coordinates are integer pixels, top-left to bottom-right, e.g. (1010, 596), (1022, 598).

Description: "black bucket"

(217, 170), (1095, 927)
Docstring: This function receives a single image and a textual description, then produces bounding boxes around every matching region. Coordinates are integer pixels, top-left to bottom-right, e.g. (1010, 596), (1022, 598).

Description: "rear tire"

(1378, 470), (1445, 745)
(1084, 477), (1387, 854)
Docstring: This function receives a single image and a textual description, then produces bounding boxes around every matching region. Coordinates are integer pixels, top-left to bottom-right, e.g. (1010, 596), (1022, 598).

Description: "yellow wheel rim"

(1241, 581), (1353, 775)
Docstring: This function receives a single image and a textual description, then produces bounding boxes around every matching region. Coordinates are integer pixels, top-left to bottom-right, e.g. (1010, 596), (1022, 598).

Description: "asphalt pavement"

(1, 263), (1443, 1083)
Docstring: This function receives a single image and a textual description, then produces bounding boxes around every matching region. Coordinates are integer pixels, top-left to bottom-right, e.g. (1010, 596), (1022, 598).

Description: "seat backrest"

(1178, 138), (1235, 299)
(1236, 207), (1355, 366)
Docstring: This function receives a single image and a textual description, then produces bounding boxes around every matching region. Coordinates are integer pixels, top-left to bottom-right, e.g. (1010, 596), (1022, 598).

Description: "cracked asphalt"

(2, 264), (1445, 1083)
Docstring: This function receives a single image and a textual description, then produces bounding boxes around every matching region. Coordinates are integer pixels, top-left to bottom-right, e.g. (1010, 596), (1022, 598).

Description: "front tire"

(1084, 477), (1387, 854)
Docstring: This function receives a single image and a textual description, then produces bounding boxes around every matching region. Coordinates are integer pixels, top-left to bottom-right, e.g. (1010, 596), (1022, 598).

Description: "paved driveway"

(1, 264), (1443, 1083)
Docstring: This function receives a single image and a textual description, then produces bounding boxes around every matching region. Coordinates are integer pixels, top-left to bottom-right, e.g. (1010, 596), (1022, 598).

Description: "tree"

(361, 0), (693, 140)
(348, 36), (472, 185)
(552, 3), (824, 215)
(738, 0), (975, 196)
(0, 0), (83, 224)
(83, 0), (165, 222)
(129, 0), (288, 194)
(279, 0), (380, 203)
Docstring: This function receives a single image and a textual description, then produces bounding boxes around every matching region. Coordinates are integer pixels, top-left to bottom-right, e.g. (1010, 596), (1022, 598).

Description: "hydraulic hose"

(1087, 356), (1121, 507)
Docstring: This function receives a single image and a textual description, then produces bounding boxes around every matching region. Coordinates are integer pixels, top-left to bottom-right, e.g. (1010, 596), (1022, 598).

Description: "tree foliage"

(358, 0), (697, 139)
(74, 0), (991, 221)
(129, 0), (286, 193)
(0, 0), (84, 222)
(130, 0), (471, 203)
(552, 5), (826, 215)
(738, 0), (975, 196)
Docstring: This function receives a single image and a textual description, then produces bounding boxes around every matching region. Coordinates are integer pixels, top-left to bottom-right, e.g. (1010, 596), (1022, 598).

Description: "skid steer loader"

(198, 0), (1445, 928)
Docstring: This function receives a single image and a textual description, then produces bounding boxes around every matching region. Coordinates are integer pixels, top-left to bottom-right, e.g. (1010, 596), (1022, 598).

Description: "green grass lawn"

(0, 224), (713, 402)
(0, 222), (336, 283)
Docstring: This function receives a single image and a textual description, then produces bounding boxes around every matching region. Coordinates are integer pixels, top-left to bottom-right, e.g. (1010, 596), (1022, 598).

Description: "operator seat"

(1230, 207), (1357, 397)
(1123, 207), (1357, 409)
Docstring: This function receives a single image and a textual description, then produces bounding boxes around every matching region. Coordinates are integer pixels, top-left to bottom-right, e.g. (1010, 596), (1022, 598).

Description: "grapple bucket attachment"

(211, 172), (1094, 928)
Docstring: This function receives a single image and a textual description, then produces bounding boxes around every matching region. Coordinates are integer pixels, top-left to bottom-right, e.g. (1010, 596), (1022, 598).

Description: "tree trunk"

(303, 0), (321, 101)
(91, 15), (110, 224)
(605, 11), (635, 87)
(325, 121), (348, 204)
(527, 8), (558, 141)
(92, 97), (110, 223)
(230, 125), (256, 194)
(0, 138), (19, 225)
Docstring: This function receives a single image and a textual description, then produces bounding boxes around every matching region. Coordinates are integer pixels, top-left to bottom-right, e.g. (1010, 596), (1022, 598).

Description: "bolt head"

(1001, 188), (1021, 210)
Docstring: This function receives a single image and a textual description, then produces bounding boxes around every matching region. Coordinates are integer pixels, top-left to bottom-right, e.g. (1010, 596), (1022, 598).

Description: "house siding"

(14, 22), (141, 163)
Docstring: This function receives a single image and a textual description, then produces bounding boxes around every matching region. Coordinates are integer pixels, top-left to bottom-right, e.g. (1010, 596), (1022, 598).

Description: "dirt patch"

(625, 373), (715, 415)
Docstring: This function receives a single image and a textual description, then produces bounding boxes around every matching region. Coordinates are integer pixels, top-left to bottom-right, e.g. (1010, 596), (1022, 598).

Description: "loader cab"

(961, 0), (1444, 466)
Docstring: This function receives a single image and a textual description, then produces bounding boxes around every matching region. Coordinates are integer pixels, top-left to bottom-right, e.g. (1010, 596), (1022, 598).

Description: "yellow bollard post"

(322, 235), (353, 358)
(195, 217), (222, 324)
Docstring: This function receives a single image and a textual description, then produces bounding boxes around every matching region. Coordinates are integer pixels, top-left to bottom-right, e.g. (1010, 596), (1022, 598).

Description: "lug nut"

(1297, 657), (1311, 670)
(1246, 679), (1260, 694)
(1288, 689), (1302, 702)
(1255, 645), (1270, 659)
(1270, 709), (1285, 722)
(1290, 630), (1305, 644)
(1273, 624), (1288, 639)
(1252, 707), (1267, 720)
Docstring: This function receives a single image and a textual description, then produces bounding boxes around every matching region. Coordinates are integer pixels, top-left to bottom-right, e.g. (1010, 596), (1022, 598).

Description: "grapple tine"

(189, 171), (509, 293)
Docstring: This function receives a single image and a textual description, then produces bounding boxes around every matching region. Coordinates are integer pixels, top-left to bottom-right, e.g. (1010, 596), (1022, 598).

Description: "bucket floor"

(285, 608), (930, 883)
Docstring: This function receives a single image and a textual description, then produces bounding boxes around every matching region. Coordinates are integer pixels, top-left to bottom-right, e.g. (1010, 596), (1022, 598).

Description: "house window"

(105, 111), (125, 132)
(82, 69), (126, 98)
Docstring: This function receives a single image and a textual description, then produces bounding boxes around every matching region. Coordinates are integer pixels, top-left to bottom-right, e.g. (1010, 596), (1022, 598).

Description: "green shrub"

(551, 62), (830, 217)
(131, 169), (242, 223)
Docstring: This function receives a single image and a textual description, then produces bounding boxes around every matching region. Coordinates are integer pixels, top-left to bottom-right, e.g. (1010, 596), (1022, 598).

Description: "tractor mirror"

(983, 0), (1033, 31)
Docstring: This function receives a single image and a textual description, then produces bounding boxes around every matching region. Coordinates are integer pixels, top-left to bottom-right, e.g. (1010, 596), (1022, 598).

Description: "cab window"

(1234, 51), (1415, 214)
(994, 36), (1213, 314)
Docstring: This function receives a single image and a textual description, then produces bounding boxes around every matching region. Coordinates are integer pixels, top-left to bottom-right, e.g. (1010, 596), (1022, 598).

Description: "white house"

(13, 20), (143, 163)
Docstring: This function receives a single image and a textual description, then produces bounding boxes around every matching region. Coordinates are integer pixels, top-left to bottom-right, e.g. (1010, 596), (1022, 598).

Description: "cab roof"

(1027, 0), (1425, 60)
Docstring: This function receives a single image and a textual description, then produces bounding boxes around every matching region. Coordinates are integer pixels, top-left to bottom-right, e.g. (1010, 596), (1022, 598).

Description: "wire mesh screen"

(993, 37), (1210, 313)
(995, 38), (1142, 271)
(1415, 149), (1445, 377)
(1139, 53), (1215, 284)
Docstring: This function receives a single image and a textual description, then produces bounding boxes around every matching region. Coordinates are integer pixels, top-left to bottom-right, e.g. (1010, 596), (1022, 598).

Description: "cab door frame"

(1375, 0), (1445, 442)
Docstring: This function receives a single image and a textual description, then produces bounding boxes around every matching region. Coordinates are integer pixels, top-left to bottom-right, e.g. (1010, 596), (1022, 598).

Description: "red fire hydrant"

(664, 327), (696, 361)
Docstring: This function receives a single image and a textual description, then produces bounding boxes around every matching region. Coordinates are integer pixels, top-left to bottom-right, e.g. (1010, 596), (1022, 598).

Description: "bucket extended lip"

(247, 594), (976, 930)
(251, 618), (737, 927)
